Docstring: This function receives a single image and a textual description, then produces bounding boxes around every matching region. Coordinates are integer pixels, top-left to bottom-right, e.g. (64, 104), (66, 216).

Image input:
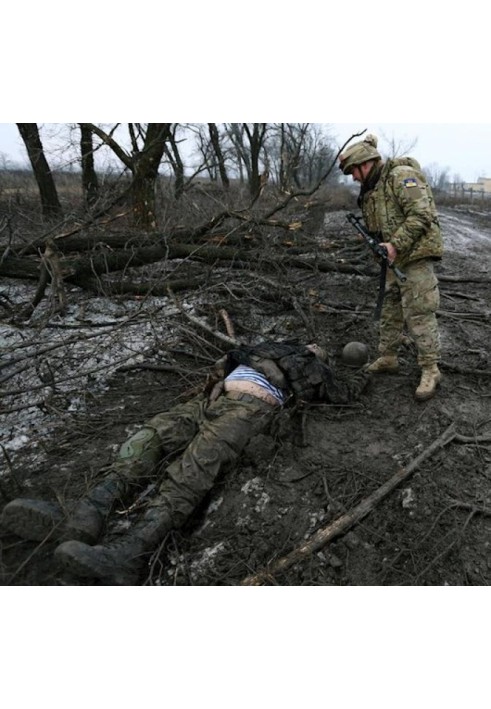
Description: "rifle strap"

(374, 261), (387, 321)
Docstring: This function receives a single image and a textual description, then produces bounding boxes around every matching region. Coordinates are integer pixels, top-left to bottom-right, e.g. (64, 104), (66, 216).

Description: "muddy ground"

(1, 203), (490, 586)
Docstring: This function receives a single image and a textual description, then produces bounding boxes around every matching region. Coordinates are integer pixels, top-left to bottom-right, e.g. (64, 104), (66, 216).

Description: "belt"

(225, 390), (278, 407)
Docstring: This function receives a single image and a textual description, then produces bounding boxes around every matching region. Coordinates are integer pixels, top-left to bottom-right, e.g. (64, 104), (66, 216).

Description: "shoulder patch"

(403, 177), (419, 188)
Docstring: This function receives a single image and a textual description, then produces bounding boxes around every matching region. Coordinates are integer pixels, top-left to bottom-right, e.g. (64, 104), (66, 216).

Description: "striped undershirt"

(225, 365), (287, 405)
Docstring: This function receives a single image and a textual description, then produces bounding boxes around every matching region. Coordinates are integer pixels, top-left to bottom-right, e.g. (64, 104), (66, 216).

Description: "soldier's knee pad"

(117, 427), (160, 464)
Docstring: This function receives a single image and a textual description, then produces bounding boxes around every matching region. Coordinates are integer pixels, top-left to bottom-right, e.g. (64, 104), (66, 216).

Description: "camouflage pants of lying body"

(378, 259), (441, 367)
(105, 393), (275, 527)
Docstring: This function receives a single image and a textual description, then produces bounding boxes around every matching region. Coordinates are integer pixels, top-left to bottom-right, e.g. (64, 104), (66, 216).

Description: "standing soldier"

(339, 133), (444, 401)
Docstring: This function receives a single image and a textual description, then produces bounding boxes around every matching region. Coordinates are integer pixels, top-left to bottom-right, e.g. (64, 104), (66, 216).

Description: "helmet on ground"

(341, 341), (369, 367)
(339, 134), (381, 175)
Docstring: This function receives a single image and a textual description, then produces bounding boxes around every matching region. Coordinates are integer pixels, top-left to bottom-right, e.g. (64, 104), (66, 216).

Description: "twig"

(412, 509), (476, 584)
(449, 501), (491, 517)
(454, 433), (491, 444)
(292, 297), (316, 341)
(441, 361), (491, 378)
(169, 288), (239, 348)
(0, 444), (23, 493)
(219, 308), (236, 340)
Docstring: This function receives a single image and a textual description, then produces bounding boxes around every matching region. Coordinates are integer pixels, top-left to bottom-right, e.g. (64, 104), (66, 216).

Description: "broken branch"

(240, 423), (457, 586)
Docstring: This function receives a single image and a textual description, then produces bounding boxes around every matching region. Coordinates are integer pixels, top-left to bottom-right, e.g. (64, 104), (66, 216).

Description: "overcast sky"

(2, 122), (491, 184)
(329, 123), (491, 183)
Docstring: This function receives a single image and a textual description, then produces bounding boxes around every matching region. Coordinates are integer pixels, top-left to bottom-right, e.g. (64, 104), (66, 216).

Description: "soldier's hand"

(270, 409), (293, 440)
(207, 380), (224, 402)
(379, 242), (397, 264)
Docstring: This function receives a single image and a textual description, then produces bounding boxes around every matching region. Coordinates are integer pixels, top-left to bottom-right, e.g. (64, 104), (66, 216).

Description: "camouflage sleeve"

(387, 167), (435, 257)
(318, 365), (371, 405)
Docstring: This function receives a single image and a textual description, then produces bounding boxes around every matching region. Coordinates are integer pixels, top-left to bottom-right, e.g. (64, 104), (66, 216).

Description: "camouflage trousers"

(378, 259), (441, 367)
(105, 393), (275, 527)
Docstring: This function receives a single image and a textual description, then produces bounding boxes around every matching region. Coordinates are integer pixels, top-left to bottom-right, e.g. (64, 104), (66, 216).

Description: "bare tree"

(16, 123), (63, 220)
(81, 123), (172, 228)
(79, 124), (100, 207)
(265, 123), (336, 191)
(208, 123), (229, 190)
(380, 131), (418, 159)
(278, 123), (309, 191)
(164, 125), (186, 199)
(226, 123), (268, 196)
(192, 125), (217, 181)
(423, 162), (451, 192)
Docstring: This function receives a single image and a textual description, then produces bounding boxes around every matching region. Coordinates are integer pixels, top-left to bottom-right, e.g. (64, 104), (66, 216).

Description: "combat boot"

(415, 365), (442, 401)
(54, 507), (173, 584)
(366, 355), (399, 373)
(0, 473), (125, 545)
(1, 499), (67, 542)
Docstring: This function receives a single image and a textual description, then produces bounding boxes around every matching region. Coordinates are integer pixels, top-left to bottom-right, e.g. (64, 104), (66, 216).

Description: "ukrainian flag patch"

(403, 178), (418, 187)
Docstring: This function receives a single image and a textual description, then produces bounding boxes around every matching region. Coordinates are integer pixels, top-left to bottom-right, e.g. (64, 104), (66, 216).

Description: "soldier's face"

(351, 163), (371, 183)
(351, 166), (363, 182)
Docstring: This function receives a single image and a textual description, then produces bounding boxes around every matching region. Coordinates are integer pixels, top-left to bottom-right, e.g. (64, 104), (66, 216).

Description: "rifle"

(346, 213), (407, 282)
(346, 212), (407, 283)
(346, 212), (407, 320)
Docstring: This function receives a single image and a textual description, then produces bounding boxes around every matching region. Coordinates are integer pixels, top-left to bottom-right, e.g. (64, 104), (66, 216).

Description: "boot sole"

(1, 501), (64, 542)
(54, 541), (140, 584)
(1, 500), (101, 545)
(55, 541), (114, 579)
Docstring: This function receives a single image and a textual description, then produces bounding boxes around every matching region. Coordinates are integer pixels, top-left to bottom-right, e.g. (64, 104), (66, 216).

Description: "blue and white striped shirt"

(225, 365), (287, 405)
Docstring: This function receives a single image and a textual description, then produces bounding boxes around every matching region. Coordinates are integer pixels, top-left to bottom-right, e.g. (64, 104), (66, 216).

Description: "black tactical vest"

(224, 341), (352, 404)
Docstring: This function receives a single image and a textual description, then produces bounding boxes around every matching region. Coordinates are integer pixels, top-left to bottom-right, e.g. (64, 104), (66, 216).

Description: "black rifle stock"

(346, 213), (407, 283)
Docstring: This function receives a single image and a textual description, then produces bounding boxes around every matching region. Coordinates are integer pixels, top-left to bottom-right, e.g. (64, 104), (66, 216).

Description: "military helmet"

(339, 134), (381, 175)
(341, 341), (369, 367)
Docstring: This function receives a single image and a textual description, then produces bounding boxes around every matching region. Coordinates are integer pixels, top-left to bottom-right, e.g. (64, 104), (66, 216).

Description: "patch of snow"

(253, 491), (270, 513)
(401, 488), (416, 509)
(0, 279), (189, 464)
(241, 477), (263, 494)
(1, 433), (29, 454)
(188, 541), (226, 575)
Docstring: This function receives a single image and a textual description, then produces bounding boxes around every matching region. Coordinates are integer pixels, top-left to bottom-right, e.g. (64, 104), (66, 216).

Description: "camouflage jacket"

(224, 341), (369, 405)
(360, 157), (443, 268)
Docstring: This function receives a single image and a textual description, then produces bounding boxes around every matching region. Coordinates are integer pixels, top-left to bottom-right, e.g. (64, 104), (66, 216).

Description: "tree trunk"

(208, 123), (229, 190)
(166, 128), (185, 200)
(130, 123), (172, 228)
(279, 123), (288, 191)
(83, 123), (172, 229)
(0, 239), (376, 289)
(244, 123), (267, 197)
(16, 123), (63, 220)
(130, 173), (159, 229)
(79, 124), (100, 206)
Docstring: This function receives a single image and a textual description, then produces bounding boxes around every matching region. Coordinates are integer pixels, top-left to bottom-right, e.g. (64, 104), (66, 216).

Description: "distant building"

(464, 177), (491, 193)
(445, 176), (491, 201)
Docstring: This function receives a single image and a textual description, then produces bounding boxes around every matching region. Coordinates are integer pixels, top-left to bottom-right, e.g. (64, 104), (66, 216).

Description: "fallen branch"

(439, 275), (491, 285)
(438, 309), (490, 324)
(441, 361), (491, 378)
(454, 433), (491, 444)
(449, 500), (491, 517)
(169, 290), (240, 348)
(240, 422), (457, 586)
